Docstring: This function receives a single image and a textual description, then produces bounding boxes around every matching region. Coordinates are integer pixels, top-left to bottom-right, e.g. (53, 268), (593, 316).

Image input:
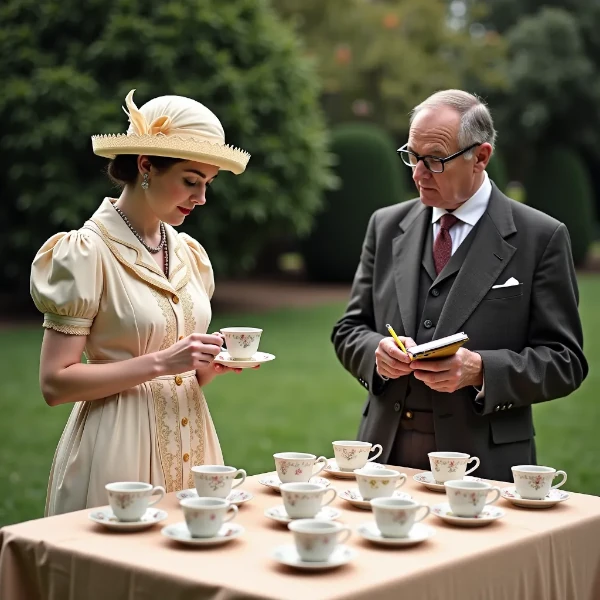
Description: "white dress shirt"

(431, 171), (492, 399)
(431, 171), (492, 253)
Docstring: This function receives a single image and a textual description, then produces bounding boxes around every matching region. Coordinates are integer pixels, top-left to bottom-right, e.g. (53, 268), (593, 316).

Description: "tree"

(272, 0), (507, 134)
(0, 0), (334, 292)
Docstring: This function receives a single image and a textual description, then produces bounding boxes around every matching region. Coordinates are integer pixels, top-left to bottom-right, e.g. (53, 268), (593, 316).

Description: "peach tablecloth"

(1, 466), (599, 600)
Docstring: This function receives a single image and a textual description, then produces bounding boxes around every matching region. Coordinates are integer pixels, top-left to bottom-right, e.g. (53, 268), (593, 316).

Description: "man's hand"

(375, 336), (417, 379)
(409, 348), (483, 392)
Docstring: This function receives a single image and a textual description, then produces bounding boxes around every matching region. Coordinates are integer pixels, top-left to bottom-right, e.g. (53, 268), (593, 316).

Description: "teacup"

(280, 482), (337, 518)
(370, 497), (430, 538)
(428, 451), (480, 484)
(180, 497), (238, 538)
(511, 465), (568, 500)
(354, 467), (407, 501)
(273, 452), (328, 483)
(288, 519), (352, 562)
(105, 482), (165, 522)
(220, 327), (262, 360)
(192, 465), (246, 499)
(332, 440), (383, 471)
(445, 480), (501, 517)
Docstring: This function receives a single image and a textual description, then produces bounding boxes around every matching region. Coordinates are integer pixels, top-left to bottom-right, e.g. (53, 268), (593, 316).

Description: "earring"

(141, 173), (150, 190)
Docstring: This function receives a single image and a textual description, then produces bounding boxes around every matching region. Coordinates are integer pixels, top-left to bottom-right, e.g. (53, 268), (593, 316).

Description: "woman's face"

(141, 158), (220, 226)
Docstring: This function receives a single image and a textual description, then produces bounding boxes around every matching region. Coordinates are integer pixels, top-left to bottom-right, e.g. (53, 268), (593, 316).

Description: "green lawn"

(1, 276), (599, 526)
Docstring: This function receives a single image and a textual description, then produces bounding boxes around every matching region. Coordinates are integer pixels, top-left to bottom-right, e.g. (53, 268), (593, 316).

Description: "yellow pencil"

(385, 323), (409, 356)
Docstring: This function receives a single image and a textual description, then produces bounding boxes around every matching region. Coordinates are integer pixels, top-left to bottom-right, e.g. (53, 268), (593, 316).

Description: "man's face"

(408, 106), (489, 210)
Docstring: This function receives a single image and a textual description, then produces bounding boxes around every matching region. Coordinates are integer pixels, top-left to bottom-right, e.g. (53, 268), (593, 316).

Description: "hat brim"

(91, 134), (250, 175)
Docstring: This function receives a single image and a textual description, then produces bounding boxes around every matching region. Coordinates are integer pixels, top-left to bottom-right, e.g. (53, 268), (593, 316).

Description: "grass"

(1, 276), (598, 527)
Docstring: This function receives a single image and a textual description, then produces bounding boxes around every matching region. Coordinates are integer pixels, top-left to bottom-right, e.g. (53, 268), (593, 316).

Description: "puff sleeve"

(30, 230), (103, 335)
(179, 233), (215, 299)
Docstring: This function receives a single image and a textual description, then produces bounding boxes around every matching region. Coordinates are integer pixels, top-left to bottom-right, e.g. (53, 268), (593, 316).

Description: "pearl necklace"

(113, 204), (169, 276)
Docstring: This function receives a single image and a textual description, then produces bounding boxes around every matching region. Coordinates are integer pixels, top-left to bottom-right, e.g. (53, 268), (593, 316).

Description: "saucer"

(161, 522), (244, 546)
(356, 521), (435, 546)
(271, 544), (357, 570)
(258, 474), (331, 492)
(325, 459), (386, 479)
(214, 351), (275, 369)
(431, 503), (505, 527)
(500, 486), (569, 509)
(413, 472), (484, 492)
(88, 508), (168, 531)
(264, 505), (341, 525)
(338, 488), (412, 510)
(175, 488), (254, 506)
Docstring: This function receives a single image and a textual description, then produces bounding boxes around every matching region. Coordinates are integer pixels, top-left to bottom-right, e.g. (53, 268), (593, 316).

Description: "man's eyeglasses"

(397, 142), (481, 173)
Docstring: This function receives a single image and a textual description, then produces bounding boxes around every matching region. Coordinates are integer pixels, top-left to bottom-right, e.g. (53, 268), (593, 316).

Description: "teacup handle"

(414, 505), (430, 523)
(394, 473), (408, 490)
(335, 526), (352, 546)
(485, 487), (501, 506)
(367, 444), (383, 462)
(551, 470), (568, 490)
(223, 504), (239, 523)
(311, 456), (328, 478)
(465, 456), (480, 476)
(320, 488), (338, 508)
(147, 486), (166, 508)
(231, 469), (247, 490)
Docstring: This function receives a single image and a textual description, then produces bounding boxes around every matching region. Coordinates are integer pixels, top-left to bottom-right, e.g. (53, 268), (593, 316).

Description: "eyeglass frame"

(397, 142), (481, 173)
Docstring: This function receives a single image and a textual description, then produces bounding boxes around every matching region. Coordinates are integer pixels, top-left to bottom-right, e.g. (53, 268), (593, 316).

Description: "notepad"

(407, 332), (469, 360)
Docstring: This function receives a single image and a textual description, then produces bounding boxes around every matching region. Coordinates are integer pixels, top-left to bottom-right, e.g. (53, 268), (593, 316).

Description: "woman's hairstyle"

(107, 155), (184, 187)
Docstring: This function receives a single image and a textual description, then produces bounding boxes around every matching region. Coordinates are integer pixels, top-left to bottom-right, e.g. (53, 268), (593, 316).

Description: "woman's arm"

(39, 329), (223, 406)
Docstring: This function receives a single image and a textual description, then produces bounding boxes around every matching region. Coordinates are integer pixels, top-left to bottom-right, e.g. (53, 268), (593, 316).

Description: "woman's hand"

(156, 332), (223, 375)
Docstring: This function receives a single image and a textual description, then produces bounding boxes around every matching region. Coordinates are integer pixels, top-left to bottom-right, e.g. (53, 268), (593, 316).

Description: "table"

(1, 466), (599, 600)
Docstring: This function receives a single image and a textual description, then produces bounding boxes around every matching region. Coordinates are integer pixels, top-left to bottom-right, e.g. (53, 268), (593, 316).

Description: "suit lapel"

(392, 203), (430, 339)
(434, 186), (518, 338)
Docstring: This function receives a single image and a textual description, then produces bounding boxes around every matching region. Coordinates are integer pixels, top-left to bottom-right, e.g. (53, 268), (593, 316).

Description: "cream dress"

(31, 198), (224, 516)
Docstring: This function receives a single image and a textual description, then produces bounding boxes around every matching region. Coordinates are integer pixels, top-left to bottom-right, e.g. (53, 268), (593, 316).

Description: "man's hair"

(409, 89), (496, 158)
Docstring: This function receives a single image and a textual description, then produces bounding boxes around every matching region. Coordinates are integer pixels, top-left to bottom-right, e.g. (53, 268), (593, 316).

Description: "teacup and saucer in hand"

(215, 327), (275, 368)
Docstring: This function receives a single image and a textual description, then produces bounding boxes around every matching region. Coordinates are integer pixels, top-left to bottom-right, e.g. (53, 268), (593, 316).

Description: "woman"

(30, 89), (251, 516)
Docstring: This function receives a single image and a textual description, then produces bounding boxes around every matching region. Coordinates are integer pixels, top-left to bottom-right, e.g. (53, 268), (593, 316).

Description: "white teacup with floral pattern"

(370, 497), (430, 537)
(428, 451), (480, 484)
(105, 482), (165, 522)
(445, 480), (501, 517)
(288, 519), (352, 562)
(332, 440), (383, 471)
(192, 465), (247, 499)
(273, 452), (328, 483)
(354, 468), (407, 501)
(511, 465), (568, 500)
(180, 497), (238, 538)
(220, 327), (262, 359)
(280, 482), (338, 518)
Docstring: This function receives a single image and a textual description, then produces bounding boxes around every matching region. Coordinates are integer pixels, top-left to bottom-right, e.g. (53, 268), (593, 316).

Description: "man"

(331, 89), (587, 481)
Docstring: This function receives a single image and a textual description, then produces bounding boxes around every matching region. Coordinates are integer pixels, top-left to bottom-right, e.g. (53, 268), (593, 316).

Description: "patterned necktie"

(433, 213), (460, 275)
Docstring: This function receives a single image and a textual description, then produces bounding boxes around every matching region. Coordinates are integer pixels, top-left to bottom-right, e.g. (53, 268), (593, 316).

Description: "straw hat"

(92, 90), (250, 174)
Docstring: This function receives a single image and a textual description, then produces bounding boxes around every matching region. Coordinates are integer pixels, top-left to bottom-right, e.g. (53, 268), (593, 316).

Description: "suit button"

(179, 335), (184, 341)
(508, 403), (513, 409)
(431, 288), (440, 297)
(424, 319), (433, 329)
(172, 295), (180, 304)
(494, 405), (500, 412)
(405, 410), (413, 419)
(175, 375), (183, 386)
(501, 405), (506, 410)
(181, 417), (188, 426)
(394, 402), (401, 412)
(183, 453), (190, 462)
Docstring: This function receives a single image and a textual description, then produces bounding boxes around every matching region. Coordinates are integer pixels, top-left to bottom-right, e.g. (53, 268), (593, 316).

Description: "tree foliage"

(0, 0), (334, 291)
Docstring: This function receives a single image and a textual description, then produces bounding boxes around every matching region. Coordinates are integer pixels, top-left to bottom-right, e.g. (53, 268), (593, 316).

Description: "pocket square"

(492, 277), (520, 289)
